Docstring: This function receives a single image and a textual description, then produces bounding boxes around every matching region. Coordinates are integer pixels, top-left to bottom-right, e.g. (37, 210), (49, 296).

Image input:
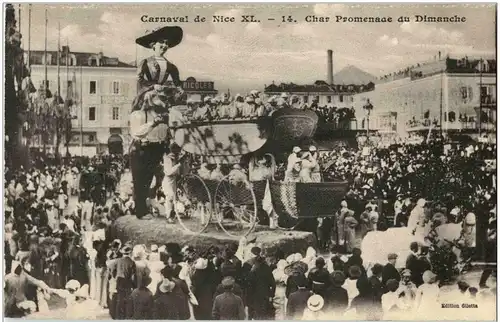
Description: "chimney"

(438, 51), (441, 60)
(327, 49), (333, 85)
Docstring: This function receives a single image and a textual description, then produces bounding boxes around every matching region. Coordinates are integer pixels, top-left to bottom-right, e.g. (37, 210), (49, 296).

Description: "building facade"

(264, 81), (374, 109)
(27, 49), (219, 156)
(355, 57), (497, 140)
(27, 47), (136, 156)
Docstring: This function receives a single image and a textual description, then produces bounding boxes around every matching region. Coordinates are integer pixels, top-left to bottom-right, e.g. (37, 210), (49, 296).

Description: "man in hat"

(398, 269), (417, 304)
(242, 246), (276, 319)
(309, 146), (321, 182)
(324, 271), (348, 314)
(110, 243), (137, 319)
(212, 276), (245, 320)
(287, 146), (301, 173)
(286, 275), (311, 319)
(163, 142), (187, 223)
(277, 93), (290, 108)
(299, 151), (317, 183)
(129, 26), (184, 220)
(382, 253), (400, 285)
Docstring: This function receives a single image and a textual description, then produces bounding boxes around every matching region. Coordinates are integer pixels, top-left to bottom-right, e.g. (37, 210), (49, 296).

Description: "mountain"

(333, 65), (377, 85)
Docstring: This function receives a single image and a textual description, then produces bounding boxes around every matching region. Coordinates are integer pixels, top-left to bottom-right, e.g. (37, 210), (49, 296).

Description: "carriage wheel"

(214, 175), (257, 238)
(175, 174), (212, 235)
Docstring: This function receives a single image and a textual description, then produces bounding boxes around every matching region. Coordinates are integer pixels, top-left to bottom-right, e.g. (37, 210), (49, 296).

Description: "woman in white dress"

(408, 199), (427, 237)
(413, 270), (441, 319)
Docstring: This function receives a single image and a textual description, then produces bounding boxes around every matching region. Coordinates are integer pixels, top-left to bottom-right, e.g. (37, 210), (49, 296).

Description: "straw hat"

(307, 294), (324, 312)
(292, 146), (301, 153)
(65, 280), (81, 292)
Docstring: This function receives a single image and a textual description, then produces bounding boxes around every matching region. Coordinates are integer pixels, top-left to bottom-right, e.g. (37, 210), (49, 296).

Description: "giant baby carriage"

(167, 106), (350, 237)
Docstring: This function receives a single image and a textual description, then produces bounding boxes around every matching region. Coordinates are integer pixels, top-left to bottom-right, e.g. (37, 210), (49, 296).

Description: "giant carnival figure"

(129, 26), (185, 219)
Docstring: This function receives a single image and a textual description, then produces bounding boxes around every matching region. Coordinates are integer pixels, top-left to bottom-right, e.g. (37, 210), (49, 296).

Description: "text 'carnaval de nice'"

(140, 14), (467, 24)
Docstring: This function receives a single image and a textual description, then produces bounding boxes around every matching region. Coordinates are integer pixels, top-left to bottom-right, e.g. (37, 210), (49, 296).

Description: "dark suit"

(286, 288), (312, 319)
(382, 263), (401, 285)
(412, 257), (431, 287)
(324, 285), (349, 314)
(128, 287), (154, 319)
(212, 291), (245, 320)
(112, 256), (137, 319)
(367, 275), (384, 320)
(245, 259), (276, 320)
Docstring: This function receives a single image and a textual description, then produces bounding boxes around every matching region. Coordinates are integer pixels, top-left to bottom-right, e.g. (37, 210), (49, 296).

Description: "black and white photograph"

(3, 2), (497, 320)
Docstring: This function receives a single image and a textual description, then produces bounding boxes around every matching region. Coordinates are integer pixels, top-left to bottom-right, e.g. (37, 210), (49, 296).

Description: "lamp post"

(363, 99), (374, 136)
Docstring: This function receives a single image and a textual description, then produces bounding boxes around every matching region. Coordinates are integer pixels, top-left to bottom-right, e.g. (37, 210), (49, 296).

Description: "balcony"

(407, 118), (496, 132)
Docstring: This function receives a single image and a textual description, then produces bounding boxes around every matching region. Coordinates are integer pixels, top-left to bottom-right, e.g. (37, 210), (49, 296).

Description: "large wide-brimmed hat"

(120, 243), (133, 256)
(136, 26), (183, 49)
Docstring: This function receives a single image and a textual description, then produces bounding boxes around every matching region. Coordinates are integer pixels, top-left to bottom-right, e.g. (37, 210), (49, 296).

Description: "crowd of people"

(175, 90), (356, 127)
(5, 234), (496, 320)
(3, 140), (497, 320)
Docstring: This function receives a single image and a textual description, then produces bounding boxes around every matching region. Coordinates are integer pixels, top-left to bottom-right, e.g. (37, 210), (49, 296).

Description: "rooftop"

(264, 80), (374, 94)
(378, 55), (497, 83)
(26, 46), (134, 68)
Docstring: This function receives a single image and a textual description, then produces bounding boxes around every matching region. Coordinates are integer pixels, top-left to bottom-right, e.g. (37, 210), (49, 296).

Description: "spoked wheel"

(175, 173), (212, 234)
(214, 175), (257, 237)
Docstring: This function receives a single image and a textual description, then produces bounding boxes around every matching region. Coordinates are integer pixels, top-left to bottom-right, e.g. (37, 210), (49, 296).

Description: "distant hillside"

(333, 65), (377, 85)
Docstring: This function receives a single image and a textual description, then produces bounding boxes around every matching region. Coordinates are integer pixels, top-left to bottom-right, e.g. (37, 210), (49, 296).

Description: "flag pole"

(80, 65), (83, 156)
(44, 9), (48, 98)
(27, 4), (31, 73)
(66, 38), (69, 98)
(18, 4), (21, 33)
(479, 58), (483, 137)
(57, 21), (61, 98)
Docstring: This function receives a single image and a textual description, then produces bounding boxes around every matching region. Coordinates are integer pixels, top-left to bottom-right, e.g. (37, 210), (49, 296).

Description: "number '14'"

(282, 15), (296, 23)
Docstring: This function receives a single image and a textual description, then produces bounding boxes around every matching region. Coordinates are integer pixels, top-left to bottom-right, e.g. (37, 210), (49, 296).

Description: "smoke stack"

(327, 49), (333, 85)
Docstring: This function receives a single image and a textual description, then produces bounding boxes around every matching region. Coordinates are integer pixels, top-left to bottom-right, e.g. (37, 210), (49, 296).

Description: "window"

(303, 96), (309, 103)
(113, 81), (120, 94)
(327, 96), (332, 103)
(88, 134), (95, 142)
(89, 81), (96, 94)
(112, 107), (120, 120)
(315, 96), (320, 102)
(339, 95), (344, 103)
(88, 107), (96, 121)
(67, 80), (72, 89)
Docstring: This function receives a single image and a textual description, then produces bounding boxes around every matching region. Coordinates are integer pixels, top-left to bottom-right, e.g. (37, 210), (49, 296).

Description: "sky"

(17, 3), (496, 93)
